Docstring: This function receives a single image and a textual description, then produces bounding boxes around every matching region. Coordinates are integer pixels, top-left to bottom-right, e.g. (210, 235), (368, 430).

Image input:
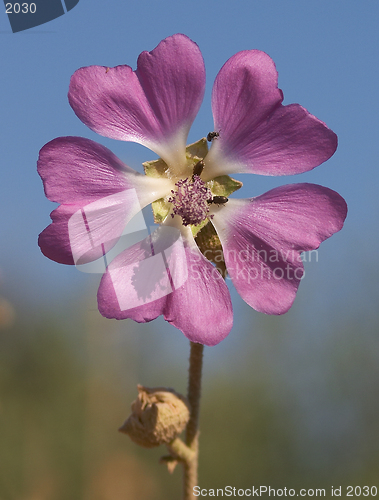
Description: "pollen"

(168, 176), (212, 226)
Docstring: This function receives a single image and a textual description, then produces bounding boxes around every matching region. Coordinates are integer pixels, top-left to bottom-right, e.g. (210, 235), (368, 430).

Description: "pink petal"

(211, 184), (347, 314)
(98, 226), (233, 346)
(39, 137), (131, 202)
(205, 50), (337, 178)
(39, 192), (142, 266)
(38, 137), (171, 265)
(68, 34), (205, 171)
(39, 205), (78, 265)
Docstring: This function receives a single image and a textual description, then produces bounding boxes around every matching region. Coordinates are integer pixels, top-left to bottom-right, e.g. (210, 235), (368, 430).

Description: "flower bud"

(119, 385), (190, 448)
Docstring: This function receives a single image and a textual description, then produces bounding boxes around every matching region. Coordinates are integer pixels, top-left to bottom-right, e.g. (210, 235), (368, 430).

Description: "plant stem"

(182, 341), (204, 499)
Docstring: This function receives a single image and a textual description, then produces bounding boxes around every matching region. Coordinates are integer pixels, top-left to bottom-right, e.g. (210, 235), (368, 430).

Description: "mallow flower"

(38, 34), (347, 346)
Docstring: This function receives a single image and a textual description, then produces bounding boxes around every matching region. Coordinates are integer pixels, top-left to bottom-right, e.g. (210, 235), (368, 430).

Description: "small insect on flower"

(207, 131), (219, 142)
(192, 160), (204, 180)
(207, 196), (229, 206)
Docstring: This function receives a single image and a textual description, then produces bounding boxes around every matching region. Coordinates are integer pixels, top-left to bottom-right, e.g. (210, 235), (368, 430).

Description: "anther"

(168, 176), (213, 226)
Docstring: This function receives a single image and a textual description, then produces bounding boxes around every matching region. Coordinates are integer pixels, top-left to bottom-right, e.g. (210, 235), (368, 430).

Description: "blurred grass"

(1, 302), (379, 499)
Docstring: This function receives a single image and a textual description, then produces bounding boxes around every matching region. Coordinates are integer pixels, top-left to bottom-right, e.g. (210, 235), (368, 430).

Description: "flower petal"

(97, 225), (233, 346)
(211, 184), (347, 314)
(205, 50), (337, 178)
(38, 137), (172, 265)
(39, 205), (78, 265)
(68, 34), (205, 171)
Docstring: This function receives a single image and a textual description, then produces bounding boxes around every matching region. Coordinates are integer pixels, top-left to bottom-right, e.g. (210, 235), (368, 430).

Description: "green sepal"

(143, 138), (209, 224)
(142, 158), (170, 223)
(142, 138), (242, 231)
(190, 218), (209, 237)
(190, 174), (242, 238)
(195, 222), (227, 277)
(142, 138), (209, 179)
(150, 198), (170, 224)
(206, 175), (243, 198)
(185, 137), (208, 160)
(142, 157), (169, 179)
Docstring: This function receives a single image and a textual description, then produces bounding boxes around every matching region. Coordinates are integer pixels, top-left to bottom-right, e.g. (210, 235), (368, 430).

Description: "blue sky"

(0, 0), (378, 332)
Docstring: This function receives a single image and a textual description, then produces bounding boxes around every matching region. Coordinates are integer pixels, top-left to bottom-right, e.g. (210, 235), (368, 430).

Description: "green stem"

(182, 341), (204, 499)
(166, 437), (195, 463)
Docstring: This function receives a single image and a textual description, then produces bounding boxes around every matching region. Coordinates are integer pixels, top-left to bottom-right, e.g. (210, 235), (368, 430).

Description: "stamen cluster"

(168, 176), (212, 226)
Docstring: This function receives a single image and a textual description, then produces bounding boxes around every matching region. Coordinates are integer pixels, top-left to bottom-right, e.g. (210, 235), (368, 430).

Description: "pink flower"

(38, 34), (347, 346)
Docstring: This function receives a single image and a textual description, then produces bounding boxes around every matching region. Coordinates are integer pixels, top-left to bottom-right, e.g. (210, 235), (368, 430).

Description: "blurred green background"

(1, 285), (378, 499)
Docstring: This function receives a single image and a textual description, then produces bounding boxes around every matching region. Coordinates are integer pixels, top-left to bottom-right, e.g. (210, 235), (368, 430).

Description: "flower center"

(168, 176), (212, 226)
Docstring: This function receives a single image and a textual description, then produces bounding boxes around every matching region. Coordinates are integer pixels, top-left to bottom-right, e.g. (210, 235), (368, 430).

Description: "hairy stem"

(182, 341), (204, 499)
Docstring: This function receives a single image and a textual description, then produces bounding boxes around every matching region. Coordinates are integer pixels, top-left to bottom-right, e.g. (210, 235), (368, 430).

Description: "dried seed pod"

(119, 385), (190, 448)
